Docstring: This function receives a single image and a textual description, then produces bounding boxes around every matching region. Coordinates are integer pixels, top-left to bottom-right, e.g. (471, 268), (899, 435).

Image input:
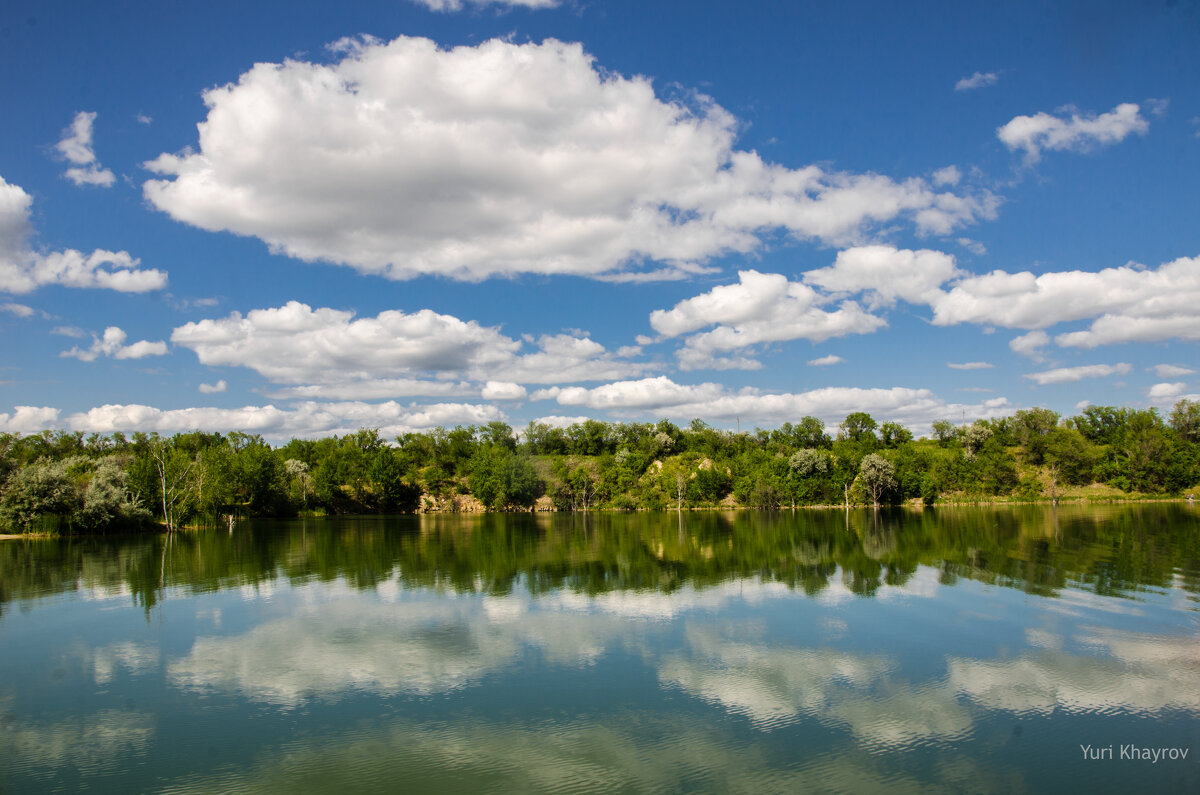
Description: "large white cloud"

(0, 406), (61, 433)
(55, 111), (116, 187)
(649, 270), (886, 370)
(997, 102), (1148, 163)
(930, 255), (1200, 345)
(143, 36), (993, 282)
(534, 376), (1012, 429)
(0, 175), (166, 294)
(171, 301), (650, 390)
(804, 245), (959, 309)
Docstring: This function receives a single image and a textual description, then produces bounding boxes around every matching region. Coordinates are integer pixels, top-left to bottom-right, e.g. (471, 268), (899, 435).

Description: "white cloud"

(1055, 311), (1200, 349)
(1008, 330), (1049, 361)
(541, 375), (1012, 429)
(409, 0), (559, 10)
(0, 405), (60, 433)
(931, 166), (961, 186)
(649, 269), (886, 370)
(61, 400), (504, 439)
(957, 237), (986, 255)
(805, 245), (959, 309)
(947, 361), (992, 370)
(1022, 363), (1131, 386)
(997, 102), (1148, 163)
(1151, 364), (1195, 378)
(930, 255), (1200, 340)
(954, 71), (999, 91)
(136, 113), (153, 125)
(807, 354), (843, 366)
(198, 380), (228, 394)
(171, 301), (649, 388)
(265, 379), (474, 400)
(0, 175), (166, 294)
(481, 381), (527, 400)
(1, 301), (34, 317)
(60, 327), (168, 362)
(143, 36), (994, 282)
(51, 325), (87, 338)
(1144, 98), (1169, 118)
(55, 111), (116, 187)
(1147, 382), (1186, 399)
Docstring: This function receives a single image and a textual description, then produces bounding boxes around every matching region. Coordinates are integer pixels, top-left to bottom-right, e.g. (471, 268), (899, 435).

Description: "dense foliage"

(1, 401), (1197, 533)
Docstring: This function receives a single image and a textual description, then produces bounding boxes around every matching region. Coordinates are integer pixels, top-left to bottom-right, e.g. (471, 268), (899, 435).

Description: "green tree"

(858, 454), (897, 508)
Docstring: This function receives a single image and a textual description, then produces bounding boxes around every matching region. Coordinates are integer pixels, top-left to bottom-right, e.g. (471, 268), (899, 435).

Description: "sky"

(1, 0), (1198, 441)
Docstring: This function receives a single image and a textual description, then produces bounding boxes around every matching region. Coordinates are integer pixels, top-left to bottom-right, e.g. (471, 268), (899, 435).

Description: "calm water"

(1, 505), (1198, 793)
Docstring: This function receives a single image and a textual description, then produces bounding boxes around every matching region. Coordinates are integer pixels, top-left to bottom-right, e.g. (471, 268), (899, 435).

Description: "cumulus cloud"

(930, 255), (1200, 343)
(1009, 330), (1049, 361)
(0, 175), (166, 294)
(931, 166), (961, 186)
(649, 270), (885, 370)
(481, 381), (527, 400)
(954, 71), (999, 92)
(947, 362), (992, 370)
(0, 406), (61, 433)
(55, 111), (116, 187)
(805, 245), (959, 310)
(997, 102), (1148, 163)
(60, 326), (168, 362)
(538, 375), (1012, 429)
(1147, 382), (1186, 399)
(171, 301), (649, 390)
(808, 354), (843, 366)
(1022, 363), (1131, 386)
(142, 36), (994, 282)
(60, 400), (504, 439)
(198, 380), (228, 394)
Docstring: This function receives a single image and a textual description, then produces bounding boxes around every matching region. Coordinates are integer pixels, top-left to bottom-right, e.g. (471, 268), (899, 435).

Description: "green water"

(1, 505), (1198, 792)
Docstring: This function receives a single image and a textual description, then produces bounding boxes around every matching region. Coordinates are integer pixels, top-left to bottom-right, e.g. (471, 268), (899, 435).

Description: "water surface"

(2, 505), (1198, 792)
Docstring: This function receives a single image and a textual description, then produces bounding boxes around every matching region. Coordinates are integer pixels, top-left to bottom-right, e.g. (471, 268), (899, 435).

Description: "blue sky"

(2, 0), (1198, 440)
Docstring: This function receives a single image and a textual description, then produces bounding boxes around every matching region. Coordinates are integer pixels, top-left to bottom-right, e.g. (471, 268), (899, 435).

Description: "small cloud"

(480, 380), (527, 401)
(931, 165), (961, 186)
(52, 325), (88, 338)
(55, 111), (115, 187)
(635, 334), (655, 346)
(957, 237), (987, 255)
(1, 302), (34, 318)
(807, 354), (844, 366)
(955, 71), (1000, 92)
(1023, 362), (1131, 386)
(1151, 364), (1195, 378)
(61, 326), (168, 362)
(947, 361), (993, 370)
(1144, 98), (1169, 118)
(1147, 382), (1186, 399)
(997, 102), (1148, 164)
(614, 345), (642, 358)
(136, 113), (153, 125)
(959, 387), (993, 393)
(198, 380), (228, 394)
(1009, 330), (1049, 361)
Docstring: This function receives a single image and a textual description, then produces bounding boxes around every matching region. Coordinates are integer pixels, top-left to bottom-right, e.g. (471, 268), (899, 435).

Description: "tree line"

(1, 400), (1197, 533)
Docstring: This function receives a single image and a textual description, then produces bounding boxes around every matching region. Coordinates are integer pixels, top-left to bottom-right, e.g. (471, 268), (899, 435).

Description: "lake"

(1, 505), (1198, 793)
